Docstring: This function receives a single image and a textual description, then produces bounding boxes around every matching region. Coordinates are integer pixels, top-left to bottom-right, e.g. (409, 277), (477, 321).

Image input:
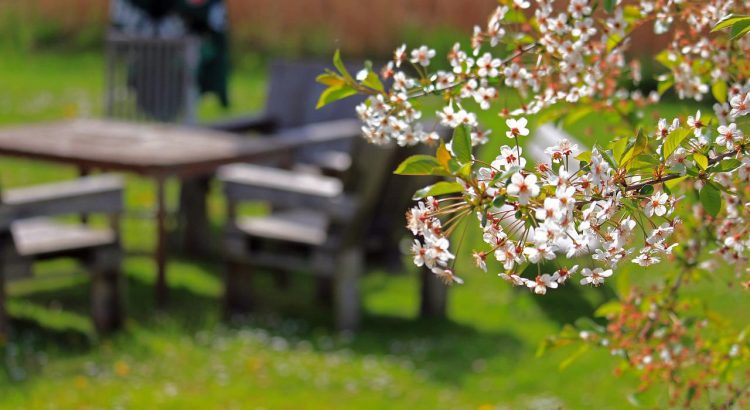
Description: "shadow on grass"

(2, 257), (524, 387)
(522, 261), (616, 327)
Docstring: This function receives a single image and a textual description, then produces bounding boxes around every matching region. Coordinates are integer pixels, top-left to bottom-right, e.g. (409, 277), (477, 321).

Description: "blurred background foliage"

(0, 0), (494, 56)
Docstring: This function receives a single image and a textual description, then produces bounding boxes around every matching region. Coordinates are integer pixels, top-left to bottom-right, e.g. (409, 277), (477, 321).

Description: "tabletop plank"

(0, 118), (362, 178)
(0, 119), (278, 176)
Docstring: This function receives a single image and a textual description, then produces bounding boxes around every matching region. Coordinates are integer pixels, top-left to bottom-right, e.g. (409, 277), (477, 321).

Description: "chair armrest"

(1, 174), (125, 224)
(203, 113), (278, 134)
(219, 163), (343, 210)
(272, 119), (361, 152)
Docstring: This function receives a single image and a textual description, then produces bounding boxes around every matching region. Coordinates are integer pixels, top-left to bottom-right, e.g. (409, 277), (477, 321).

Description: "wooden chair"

(207, 59), (364, 175)
(220, 134), (395, 331)
(178, 60), (366, 256)
(105, 32), (200, 124)
(0, 174), (126, 338)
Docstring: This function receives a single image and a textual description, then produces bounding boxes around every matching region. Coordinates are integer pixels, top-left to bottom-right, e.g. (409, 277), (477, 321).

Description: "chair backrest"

(264, 60), (365, 130)
(0, 175), (125, 232)
(263, 60), (368, 168)
(332, 139), (396, 246)
(105, 32), (200, 124)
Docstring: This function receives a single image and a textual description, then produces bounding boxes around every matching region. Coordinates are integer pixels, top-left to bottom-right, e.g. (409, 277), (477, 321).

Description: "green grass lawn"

(0, 49), (747, 409)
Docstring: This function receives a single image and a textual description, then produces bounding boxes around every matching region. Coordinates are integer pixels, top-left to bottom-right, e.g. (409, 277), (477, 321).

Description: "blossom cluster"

(317, 0), (750, 404)
(334, 0), (750, 291)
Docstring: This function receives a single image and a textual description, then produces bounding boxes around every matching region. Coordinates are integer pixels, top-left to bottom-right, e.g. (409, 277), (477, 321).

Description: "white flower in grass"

(527, 274), (559, 295)
(505, 117), (530, 139)
(410, 46), (436, 67)
(513, 0), (530, 9)
(507, 173), (540, 205)
(579, 268), (613, 286)
(644, 192), (669, 217)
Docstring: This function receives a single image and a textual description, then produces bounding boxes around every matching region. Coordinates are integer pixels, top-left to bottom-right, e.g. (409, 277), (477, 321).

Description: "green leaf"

(332, 49), (353, 81)
(712, 14), (750, 32)
(563, 106), (593, 127)
(639, 184), (654, 195)
(623, 5), (641, 22)
(436, 140), (452, 170)
(495, 166), (521, 185)
(606, 33), (623, 52)
(610, 136), (629, 164)
(575, 151), (592, 163)
(710, 158), (742, 173)
(362, 71), (384, 92)
(694, 152), (709, 170)
(447, 158), (462, 173)
(662, 128), (690, 160)
(731, 19), (750, 39)
(712, 81), (728, 103)
(451, 125), (473, 163)
(457, 162), (473, 179)
(394, 155), (445, 175)
(603, 0), (616, 13)
(700, 182), (722, 217)
(665, 176), (687, 190)
(492, 195), (507, 208)
(316, 84), (358, 109)
(559, 344), (590, 371)
(574, 317), (605, 332)
(620, 129), (647, 169)
(655, 50), (677, 69)
(594, 301), (623, 318)
(599, 148), (618, 170)
(316, 72), (345, 87)
(412, 181), (464, 199)
(657, 78), (674, 95)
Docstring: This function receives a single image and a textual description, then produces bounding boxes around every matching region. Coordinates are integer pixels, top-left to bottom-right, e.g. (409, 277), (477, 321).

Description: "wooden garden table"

(0, 118), (292, 307)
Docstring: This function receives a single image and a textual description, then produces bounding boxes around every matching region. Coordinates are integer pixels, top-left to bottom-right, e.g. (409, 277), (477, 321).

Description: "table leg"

(79, 166), (90, 224)
(0, 256), (8, 340)
(155, 177), (168, 307)
(178, 175), (211, 257)
(419, 267), (448, 319)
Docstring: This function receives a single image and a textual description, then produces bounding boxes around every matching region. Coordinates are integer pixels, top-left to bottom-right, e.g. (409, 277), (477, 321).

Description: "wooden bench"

(0, 174), (125, 337)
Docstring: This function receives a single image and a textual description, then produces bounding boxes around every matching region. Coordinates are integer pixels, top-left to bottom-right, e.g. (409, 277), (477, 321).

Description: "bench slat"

(11, 218), (116, 257)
